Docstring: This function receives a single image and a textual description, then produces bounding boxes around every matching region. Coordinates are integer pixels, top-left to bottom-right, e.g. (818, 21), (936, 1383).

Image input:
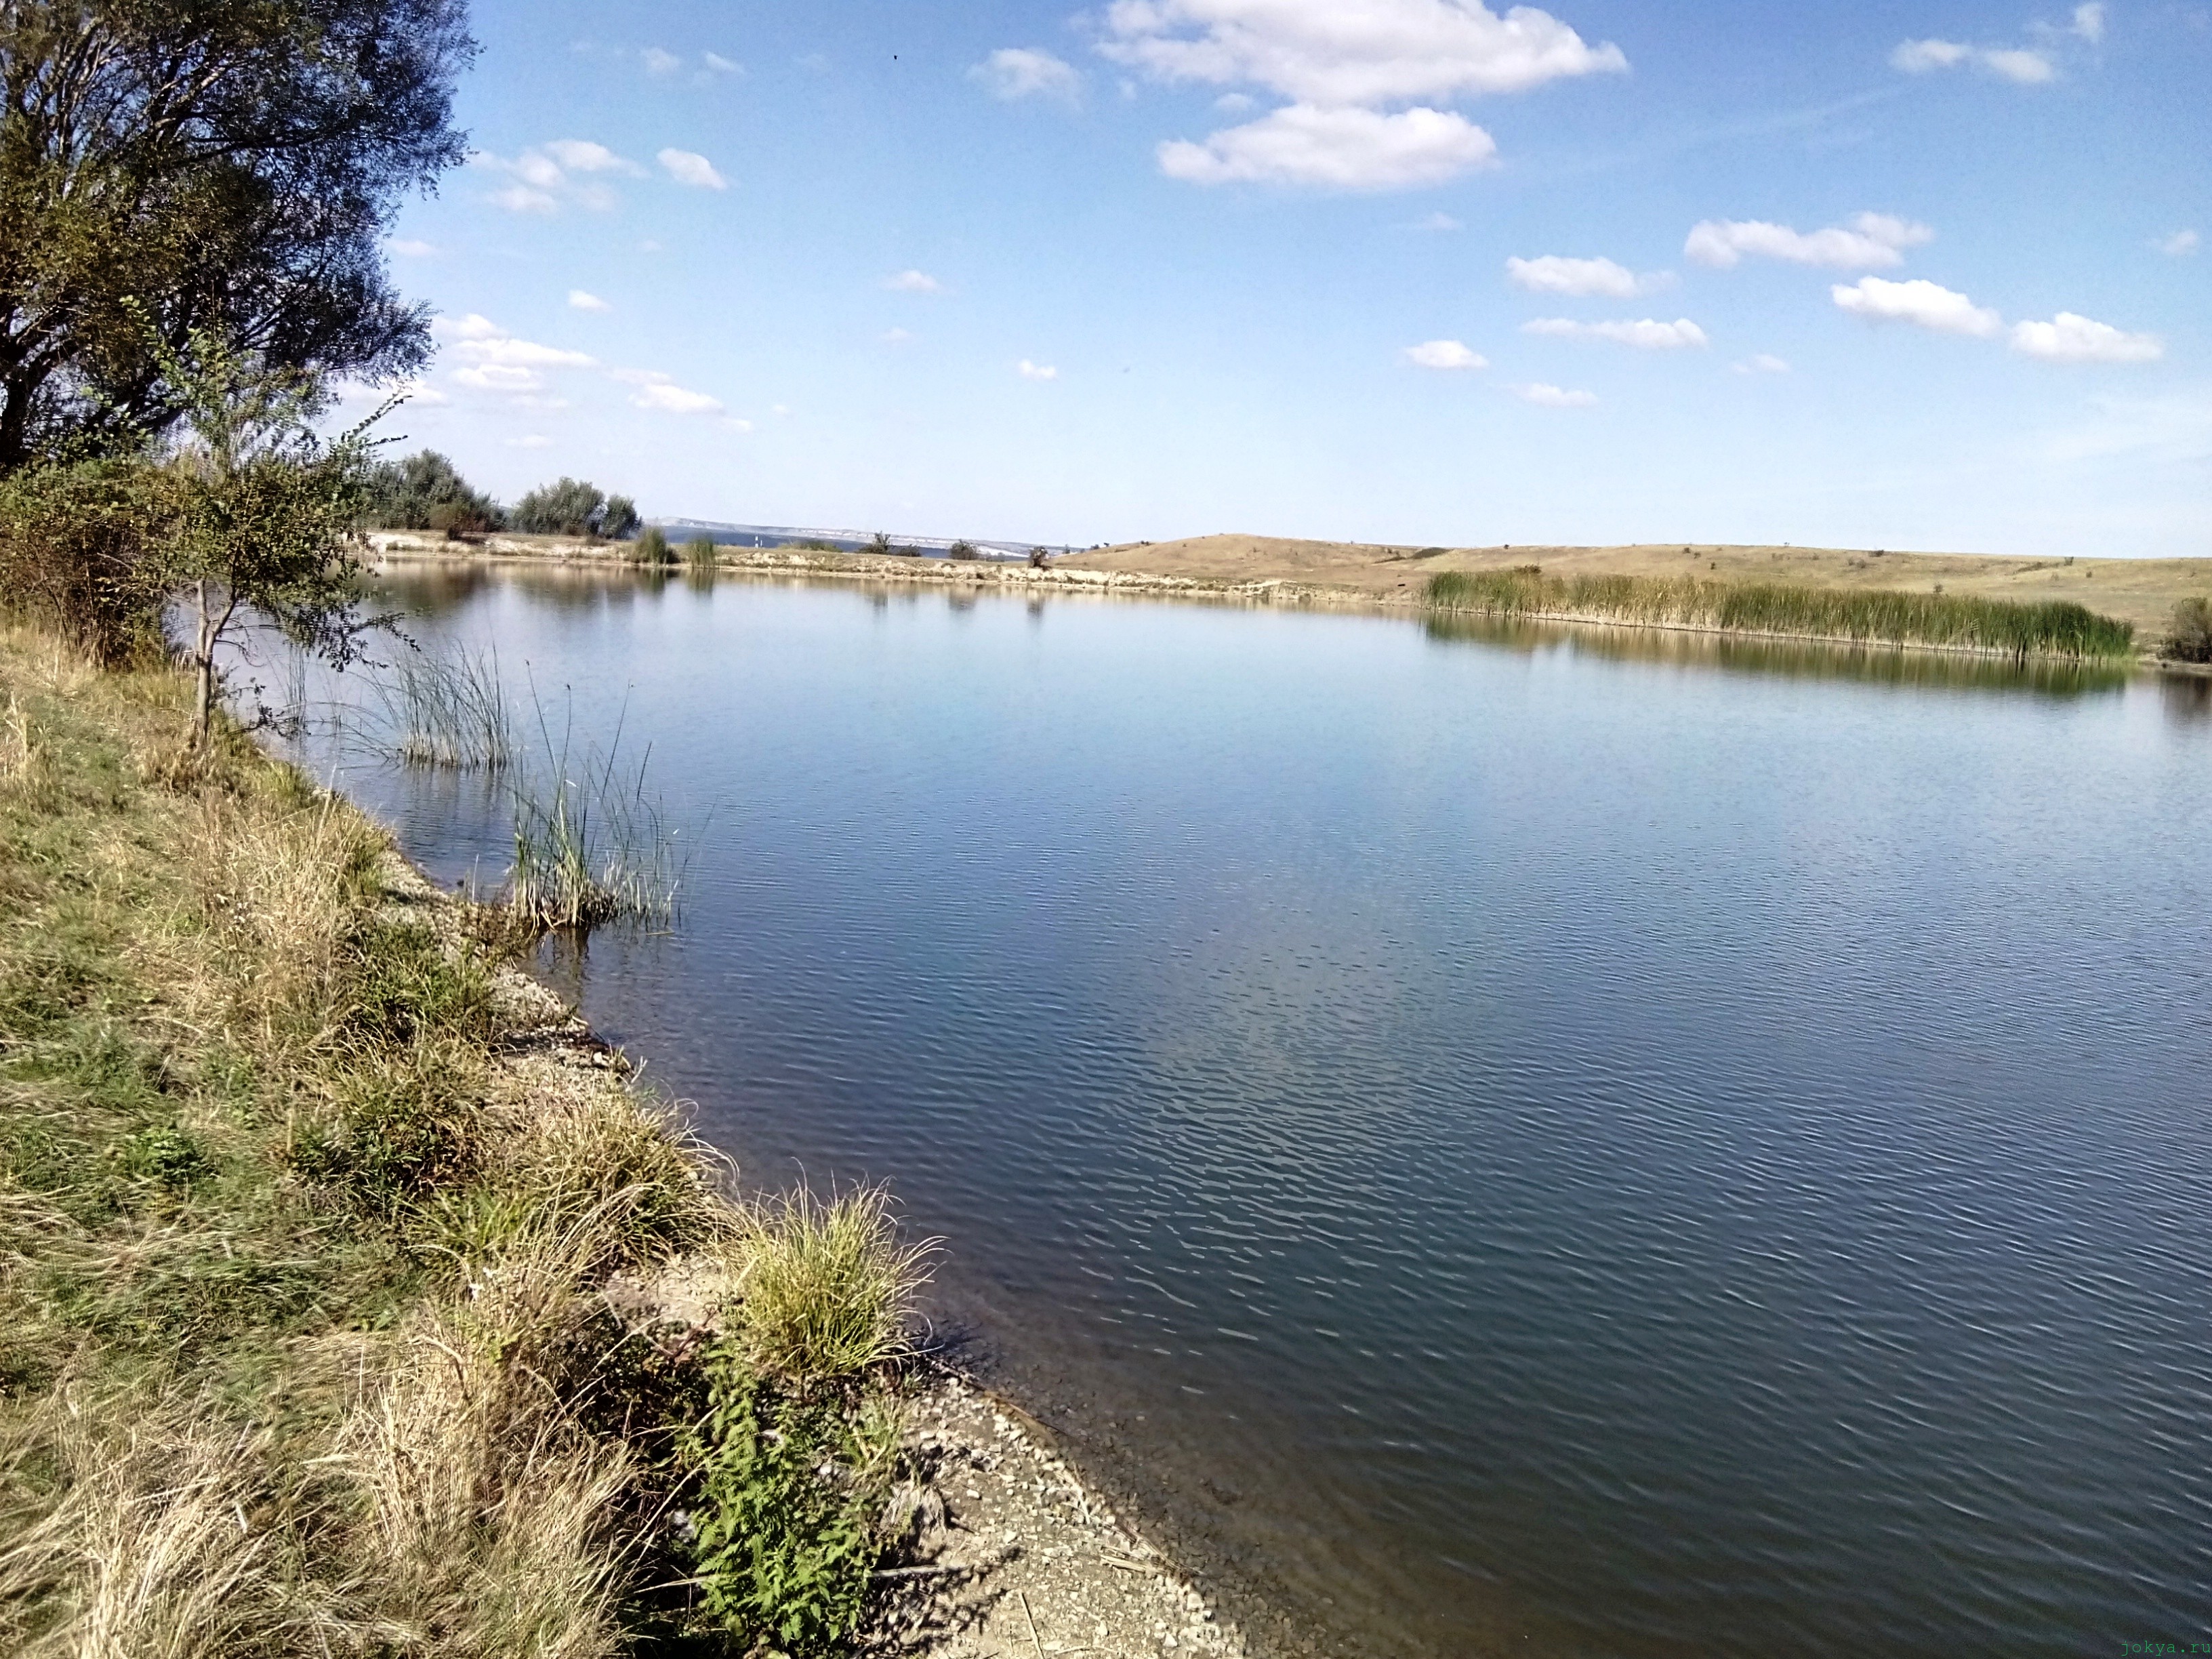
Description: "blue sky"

(371, 0), (2209, 556)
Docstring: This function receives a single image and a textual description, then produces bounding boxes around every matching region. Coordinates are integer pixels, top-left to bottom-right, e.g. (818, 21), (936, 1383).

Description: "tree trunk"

(193, 581), (214, 747)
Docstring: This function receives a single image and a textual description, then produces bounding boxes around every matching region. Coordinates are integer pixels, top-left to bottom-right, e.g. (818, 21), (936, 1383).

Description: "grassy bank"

(0, 621), (926, 1655)
(1425, 568), (2135, 661)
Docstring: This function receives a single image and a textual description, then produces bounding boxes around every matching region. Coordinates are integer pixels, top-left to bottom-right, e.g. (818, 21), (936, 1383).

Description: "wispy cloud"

(432, 314), (596, 397)
(611, 367), (725, 413)
(1158, 104), (1496, 190)
(658, 148), (727, 189)
(568, 289), (611, 312)
(1017, 359), (1059, 381)
(2156, 229), (2199, 256)
(1507, 254), (1650, 298)
(1402, 340), (1487, 370)
(1687, 212), (1932, 270)
(1523, 316), (1708, 349)
(1732, 353), (1791, 374)
(474, 140), (641, 212)
(972, 47), (1081, 102)
(642, 46), (682, 75)
(1515, 382), (1598, 408)
(388, 238), (438, 258)
(882, 269), (945, 294)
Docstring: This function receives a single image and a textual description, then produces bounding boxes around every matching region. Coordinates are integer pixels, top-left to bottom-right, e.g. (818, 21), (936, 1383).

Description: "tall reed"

(506, 688), (684, 930)
(682, 536), (718, 575)
(377, 644), (513, 769)
(1425, 569), (2135, 661)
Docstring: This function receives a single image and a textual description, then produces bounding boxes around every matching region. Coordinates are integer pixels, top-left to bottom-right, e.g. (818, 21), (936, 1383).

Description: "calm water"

(300, 563), (2212, 1658)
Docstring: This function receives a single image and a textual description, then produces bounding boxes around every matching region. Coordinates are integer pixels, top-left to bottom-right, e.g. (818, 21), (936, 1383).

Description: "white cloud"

(541, 139), (640, 174)
(1890, 37), (1972, 71)
(1403, 339), (1486, 369)
(1982, 47), (2057, 81)
(2157, 229), (2199, 256)
(628, 381), (725, 414)
(475, 140), (639, 212)
(433, 316), (595, 399)
(2070, 3), (2106, 42)
(453, 363), (544, 392)
(882, 269), (945, 293)
(1216, 91), (1256, 110)
(1017, 359), (1059, 380)
(1830, 276), (2002, 336)
(1158, 103), (1496, 188)
(1523, 316), (1708, 349)
(1506, 253), (1641, 298)
(658, 148), (727, 189)
(881, 327), (914, 344)
(723, 416), (755, 432)
(1686, 211), (1933, 270)
(388, 238), (438, 257)
(1891, 37), (2056, 82)
(703, 52), (743, 74)
(1096, 0), (1628, 105)
(508, 434), (554, 449)
(568, 289), (611, 312)
(2009, 312), (2164, 363)
(972, 47), (1082, 101)
(1408, 210), (1461, 231)
(1732, 353), (1791, 374)
(1515, 382), (1597, 408)
(642, 47), (682, 75)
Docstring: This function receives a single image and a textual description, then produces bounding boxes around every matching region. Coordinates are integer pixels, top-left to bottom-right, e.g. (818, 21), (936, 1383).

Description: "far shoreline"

(367, 531), (2212, 677)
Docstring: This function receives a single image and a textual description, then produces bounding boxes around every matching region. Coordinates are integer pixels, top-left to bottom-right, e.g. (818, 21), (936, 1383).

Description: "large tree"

(0, 0), (475, 473)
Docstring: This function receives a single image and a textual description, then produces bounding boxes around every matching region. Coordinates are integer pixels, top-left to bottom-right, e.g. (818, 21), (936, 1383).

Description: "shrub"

(631, 525), (672, 565)
(0, 459), (171, 665)
(511, 478), (606, 537)
(682, 536), (717, 573)
(600, 495), (640, 541)
(947, 539), (979, 561)
(682, 1356), (899, 1657)
(2163, 598), (2212, 663)
(364, 450), (504, 533)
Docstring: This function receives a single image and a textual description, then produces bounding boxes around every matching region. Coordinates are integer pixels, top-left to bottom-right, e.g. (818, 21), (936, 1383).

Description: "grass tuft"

(1425, 568), (2136, 661)
(729, 1185), (938, 1388)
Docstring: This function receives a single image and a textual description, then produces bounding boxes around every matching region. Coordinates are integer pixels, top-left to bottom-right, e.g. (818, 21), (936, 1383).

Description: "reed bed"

(507, 693), (684, 930)
(682, 535), (718, 575)
(1425, 568), (2135, 661)
(376, 643), (514, 769)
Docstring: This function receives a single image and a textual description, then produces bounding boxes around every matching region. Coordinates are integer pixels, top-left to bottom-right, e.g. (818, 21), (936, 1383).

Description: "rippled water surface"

(302, 564), (2212, 1658)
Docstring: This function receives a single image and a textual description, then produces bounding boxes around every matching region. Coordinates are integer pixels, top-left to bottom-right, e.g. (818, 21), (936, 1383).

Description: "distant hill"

(650, 519), (1063, 560)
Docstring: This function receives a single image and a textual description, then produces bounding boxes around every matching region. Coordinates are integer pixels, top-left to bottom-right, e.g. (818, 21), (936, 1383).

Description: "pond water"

(291, 562), (2212, 1658)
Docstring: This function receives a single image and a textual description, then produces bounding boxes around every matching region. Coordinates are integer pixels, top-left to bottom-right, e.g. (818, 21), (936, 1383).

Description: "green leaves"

(681, 1351), (893, 1656)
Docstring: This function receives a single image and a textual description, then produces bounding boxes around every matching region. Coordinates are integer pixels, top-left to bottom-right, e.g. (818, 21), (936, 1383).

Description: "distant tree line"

(361, 452), (638, 540)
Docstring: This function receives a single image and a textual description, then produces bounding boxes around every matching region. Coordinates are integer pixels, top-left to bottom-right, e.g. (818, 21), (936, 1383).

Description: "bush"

(682, 536), (717, 573)
(363, 450), (503, 534)
(632, 525), (671, 565)
(511, 478), (606, 537)
(2163, 598), (2212, 663)
(601, 495), (640, 541)
(0, 459), (171, 665)
(682, 1356), (898, 1656)
(947, 539), (979, 561)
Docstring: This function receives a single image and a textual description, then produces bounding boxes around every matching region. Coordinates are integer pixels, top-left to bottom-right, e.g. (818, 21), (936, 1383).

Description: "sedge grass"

(375, 642), (514, 770)
(1425, 568), (2135, 661)
(506, 687), (684, 931)
(729, 1185), (939, 1389)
